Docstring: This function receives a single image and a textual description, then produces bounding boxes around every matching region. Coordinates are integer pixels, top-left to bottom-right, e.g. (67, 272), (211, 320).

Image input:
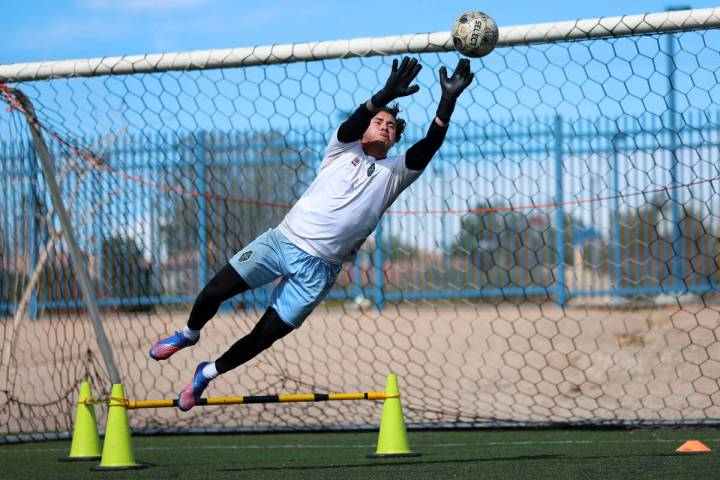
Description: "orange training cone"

(675, 440), (711, 453)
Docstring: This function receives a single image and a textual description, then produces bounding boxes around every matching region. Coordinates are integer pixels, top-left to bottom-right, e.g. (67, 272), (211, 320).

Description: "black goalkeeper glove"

(371, 56), (422, 108)
(436, 58), (475, 123)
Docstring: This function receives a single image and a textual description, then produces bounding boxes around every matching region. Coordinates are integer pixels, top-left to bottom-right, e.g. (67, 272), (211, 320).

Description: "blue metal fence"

(1, 114), (719, 317)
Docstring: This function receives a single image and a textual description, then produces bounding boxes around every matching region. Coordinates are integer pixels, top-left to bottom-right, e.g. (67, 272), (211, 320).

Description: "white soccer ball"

(450, 11), (499, 58)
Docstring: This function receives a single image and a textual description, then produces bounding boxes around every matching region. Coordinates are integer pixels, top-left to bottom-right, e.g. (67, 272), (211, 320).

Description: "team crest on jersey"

(367, 163), (375, 177)
(238, 250), (253, 262)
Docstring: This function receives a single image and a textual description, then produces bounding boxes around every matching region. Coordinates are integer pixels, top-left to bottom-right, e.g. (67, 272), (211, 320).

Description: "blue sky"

(3, 0), (718, 63)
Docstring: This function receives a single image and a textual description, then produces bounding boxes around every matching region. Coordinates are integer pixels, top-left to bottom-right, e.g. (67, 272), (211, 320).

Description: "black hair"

(378, 103), (406, 142)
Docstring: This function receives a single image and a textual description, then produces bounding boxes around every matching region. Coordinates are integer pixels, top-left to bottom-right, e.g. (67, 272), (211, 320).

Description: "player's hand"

(435, 58), (474, 123)
(372, 56), (422, 106)
(439, 58), (474, 101)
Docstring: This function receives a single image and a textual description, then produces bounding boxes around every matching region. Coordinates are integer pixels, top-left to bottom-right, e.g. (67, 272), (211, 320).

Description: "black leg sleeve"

(214, 307), (293, 374)
(187, 264), (250, 330)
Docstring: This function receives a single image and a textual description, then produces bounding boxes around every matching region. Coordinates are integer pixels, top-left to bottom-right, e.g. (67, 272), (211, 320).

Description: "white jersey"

(277, 129), (423, 265)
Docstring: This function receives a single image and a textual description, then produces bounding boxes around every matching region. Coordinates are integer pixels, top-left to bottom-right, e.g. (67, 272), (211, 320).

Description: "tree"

(0, 223), (22, 312)
(100, 235), (158, 311)
(614, 194), (720, 290)
(450, 200), (592, 291)
(158, 130), (314, 275)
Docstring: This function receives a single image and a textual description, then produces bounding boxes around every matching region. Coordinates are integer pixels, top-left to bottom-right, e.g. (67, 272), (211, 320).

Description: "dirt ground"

(2, 299), (720, 436)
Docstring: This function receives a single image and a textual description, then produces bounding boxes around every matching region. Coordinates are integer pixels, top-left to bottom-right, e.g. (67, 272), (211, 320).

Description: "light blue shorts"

(228, 228), (342, 328)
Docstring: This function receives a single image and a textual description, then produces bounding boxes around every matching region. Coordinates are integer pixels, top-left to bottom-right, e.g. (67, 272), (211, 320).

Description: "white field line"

(3, 437), (720, 454)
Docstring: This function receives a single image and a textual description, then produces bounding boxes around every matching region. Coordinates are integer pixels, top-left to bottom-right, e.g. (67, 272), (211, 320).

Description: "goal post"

(8, 88), (122, 386)
(2, 7), (720, 441)
(1, 8), (718, 81)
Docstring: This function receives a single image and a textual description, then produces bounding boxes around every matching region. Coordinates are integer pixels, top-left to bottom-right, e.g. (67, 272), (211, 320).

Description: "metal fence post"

(373, 221), (385, 310)
(94, 152), (104, 305)
(28, 146), (38, 319)
(611, 131), (624, 296)
(666, 26), (684, 293)
(196, 132), (208, 291)
(553, 115), (567, 306)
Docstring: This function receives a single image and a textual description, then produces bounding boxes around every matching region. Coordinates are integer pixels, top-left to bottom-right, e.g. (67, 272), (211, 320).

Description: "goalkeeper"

(149, 56), (474, 411)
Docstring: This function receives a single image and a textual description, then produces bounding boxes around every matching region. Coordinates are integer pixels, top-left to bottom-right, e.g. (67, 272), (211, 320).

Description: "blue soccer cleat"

(149, 331), (198, 361)
(177, 361), (212, 411)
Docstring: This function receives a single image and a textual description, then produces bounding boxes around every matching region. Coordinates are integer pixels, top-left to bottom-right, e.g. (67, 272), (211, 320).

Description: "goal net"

(2, 8), (720, 440)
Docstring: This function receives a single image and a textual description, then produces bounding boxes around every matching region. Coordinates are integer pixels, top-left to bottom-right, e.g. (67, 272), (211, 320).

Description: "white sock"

(201, 362), (219, 379)
(182, 326), (200, 341)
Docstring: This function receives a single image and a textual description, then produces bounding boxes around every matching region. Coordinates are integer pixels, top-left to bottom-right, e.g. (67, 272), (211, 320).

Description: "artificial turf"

(2, 428), (719, 479)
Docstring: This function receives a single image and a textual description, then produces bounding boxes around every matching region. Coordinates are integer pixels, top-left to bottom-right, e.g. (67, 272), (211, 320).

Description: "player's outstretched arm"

(436, 58), (474, 127)
(405, 59), (474, 171)
(337, 56), (422, 143)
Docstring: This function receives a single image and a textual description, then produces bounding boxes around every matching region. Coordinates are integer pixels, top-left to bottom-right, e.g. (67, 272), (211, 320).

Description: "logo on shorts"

(367, 163), (375, 177)
(238, 250), (253, 262)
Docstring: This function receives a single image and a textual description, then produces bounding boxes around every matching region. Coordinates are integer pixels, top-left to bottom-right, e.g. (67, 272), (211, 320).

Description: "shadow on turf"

(218, 454), (562, 473)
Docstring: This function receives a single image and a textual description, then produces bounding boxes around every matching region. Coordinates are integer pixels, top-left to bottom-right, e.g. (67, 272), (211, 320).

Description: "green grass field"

(2, 428), (720, 479)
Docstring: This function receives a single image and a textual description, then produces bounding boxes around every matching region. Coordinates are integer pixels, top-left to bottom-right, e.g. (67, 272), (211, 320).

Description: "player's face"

(361, 111), (397, 159)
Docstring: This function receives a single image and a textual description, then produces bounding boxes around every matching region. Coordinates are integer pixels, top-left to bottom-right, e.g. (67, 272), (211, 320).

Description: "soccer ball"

(450, 11), (499, 58)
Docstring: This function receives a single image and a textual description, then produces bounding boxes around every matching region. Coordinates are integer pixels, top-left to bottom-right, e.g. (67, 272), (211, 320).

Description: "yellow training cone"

(93, 384), (147, 470)
(60, 381), (101, 461)
(368, 373), (420, 458)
